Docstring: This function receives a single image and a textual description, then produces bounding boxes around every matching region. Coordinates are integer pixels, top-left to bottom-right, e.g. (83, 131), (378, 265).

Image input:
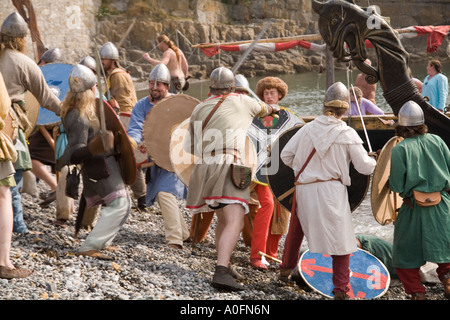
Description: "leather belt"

(295, 178), (341, 185)
(204, 148), (240, 162)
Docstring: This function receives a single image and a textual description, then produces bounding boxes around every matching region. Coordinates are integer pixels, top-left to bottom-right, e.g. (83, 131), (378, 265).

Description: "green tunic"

(389, 133), (450, 268)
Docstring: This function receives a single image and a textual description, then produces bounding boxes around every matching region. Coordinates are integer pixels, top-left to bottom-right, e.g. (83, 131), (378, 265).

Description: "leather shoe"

(167, 243), (183, 250)
(410, 292), (426, 300)
(0, 265), (33, 279)
(333, 291), (349, 300)
(39, 191), (56, 207)
(78, 250), (113, 260)
(278, 268), (293, 282)
(250, 258), (268, 270)
(211, 265), (244, 291)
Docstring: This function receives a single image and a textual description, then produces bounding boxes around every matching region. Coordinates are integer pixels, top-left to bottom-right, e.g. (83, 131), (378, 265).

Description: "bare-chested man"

(143, 34), (188, 94)
(354, 59), (377, 104)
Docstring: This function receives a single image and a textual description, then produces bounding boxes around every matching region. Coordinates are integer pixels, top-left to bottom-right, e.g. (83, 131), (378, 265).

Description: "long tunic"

(185, 93), (264, 213)
(281, 115), (376, 255)
(127, 95), (186, 206)
(421, 73), (448, 111)
(389, 133), (450, 268)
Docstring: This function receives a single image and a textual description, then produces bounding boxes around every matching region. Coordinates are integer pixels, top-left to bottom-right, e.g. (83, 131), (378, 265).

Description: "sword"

(231, 20), (272, 74)
(351, 84), (373, 153)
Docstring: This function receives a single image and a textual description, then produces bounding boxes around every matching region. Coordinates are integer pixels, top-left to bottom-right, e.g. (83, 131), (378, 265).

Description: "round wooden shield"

(97, 99), (137, 185)
(143, 94), (200, 172)
(371, 136), (404, 226)
(37, 63), (73, 126)
(169, 118), (258, 186)
(266, 125), (370, 212)
(299, 248), (390, 299)
(247, 108), (304, 186)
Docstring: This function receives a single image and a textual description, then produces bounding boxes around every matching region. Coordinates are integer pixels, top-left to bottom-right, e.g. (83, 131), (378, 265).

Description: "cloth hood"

(304, 115), (363, 158)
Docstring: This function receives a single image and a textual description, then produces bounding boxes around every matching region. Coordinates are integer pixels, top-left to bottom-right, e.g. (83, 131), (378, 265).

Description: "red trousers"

(396, 263), (450, 294)
(280, 211), (304, 270)
(250, 185), (282, 260)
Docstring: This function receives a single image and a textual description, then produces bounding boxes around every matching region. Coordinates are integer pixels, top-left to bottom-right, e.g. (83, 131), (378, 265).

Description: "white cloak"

(280, 115), (376, 255)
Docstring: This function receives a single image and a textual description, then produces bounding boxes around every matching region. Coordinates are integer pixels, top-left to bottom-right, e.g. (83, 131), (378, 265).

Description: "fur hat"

(255, 77), (288, 101)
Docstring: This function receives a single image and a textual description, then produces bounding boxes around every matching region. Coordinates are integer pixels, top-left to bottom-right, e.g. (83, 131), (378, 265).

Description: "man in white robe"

(281, 82), (377, 299)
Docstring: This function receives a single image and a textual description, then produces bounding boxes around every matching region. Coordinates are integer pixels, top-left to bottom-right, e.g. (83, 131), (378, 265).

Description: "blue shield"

(299, 248), (390, 299)
(37, 63), (73, 125)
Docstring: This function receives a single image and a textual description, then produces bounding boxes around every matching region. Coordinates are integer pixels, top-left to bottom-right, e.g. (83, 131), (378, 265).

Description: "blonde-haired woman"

(61, 64), (130, 260)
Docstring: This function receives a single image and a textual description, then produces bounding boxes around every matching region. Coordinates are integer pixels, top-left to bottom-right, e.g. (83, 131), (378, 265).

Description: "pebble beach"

(2, 185), (447, 313)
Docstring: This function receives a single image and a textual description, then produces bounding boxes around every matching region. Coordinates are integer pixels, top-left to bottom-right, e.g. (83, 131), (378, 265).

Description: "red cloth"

(414, 25), (450, 52)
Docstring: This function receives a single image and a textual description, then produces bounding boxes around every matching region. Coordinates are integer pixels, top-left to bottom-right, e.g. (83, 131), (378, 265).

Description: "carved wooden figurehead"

(312, 0), (450, 146)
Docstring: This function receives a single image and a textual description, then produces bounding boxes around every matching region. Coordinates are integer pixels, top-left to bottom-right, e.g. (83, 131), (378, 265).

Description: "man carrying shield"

(127, 63), (190, 250)
(184, 67), (280, 291)
(389, 101), (450, 300)
(280, 82), (377, 299)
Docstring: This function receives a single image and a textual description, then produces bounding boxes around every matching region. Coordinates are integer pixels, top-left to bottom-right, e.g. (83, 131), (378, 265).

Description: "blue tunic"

(421, 73), (448, 111)
(128, 96), (187, 206)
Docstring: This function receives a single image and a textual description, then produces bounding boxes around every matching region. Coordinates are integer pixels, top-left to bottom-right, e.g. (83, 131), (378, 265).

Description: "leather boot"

(410, 292), (426, 300)
(211, 265), (244, 291)
(137, 196), (147, 212)
(442, 274), (450, 300)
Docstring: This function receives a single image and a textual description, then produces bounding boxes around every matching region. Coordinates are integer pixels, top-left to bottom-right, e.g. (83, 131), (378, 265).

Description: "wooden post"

(325, 46), (335, 89)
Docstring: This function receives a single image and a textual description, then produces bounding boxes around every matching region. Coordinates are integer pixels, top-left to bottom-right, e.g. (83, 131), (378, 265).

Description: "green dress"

(389, 133), (450, 268)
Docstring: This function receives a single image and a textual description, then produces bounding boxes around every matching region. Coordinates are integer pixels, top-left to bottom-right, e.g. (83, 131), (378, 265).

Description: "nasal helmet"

(69, 64), (97, 93)
(210, 67), (235, 90)
(398, 101), (424, 126)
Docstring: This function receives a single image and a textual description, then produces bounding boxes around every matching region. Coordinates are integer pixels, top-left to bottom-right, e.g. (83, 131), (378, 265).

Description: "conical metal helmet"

(79, 56), (97, 73)
(210, 67), (235, 89)
(68, 64), (97, 93)
(39, 48), (62, 64)
(1, 12), (28, 38)
(149, 63), (171, 88)
(99, 42), (119, 60)
(398, 101), (424, 126)
(324, 82), (350, 109)
(234, 74), (250, 93)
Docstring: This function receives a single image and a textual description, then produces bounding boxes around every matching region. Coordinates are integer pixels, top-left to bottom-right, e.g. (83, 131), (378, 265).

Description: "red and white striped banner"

(200, 40), (326, 57)
(198, 25), (450, 56)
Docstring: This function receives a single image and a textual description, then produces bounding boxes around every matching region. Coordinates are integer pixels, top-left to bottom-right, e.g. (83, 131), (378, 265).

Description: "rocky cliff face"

(98, 0), (450, 81)
(2, 0), (448, 81)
